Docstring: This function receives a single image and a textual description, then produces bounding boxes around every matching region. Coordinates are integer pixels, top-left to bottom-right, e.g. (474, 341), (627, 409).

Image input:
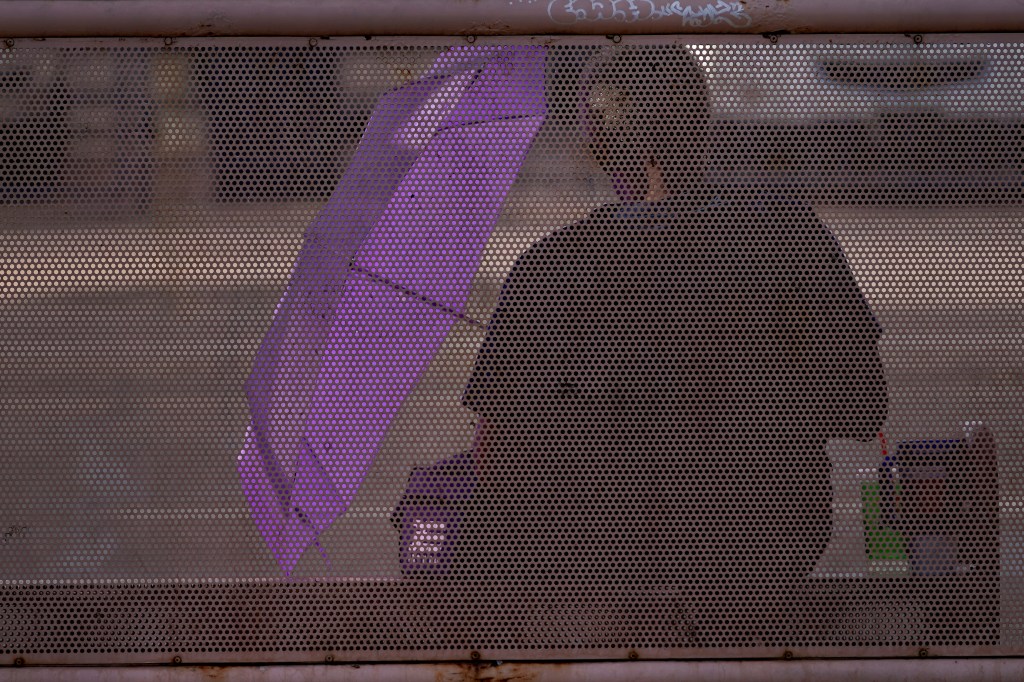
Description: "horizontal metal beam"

(1, 0), (1024, 37)
(7, 660), (1024, 681)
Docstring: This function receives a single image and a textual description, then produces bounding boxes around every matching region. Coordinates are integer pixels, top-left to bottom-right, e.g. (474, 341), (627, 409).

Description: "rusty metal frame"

(1, 32), (1022, 668)
(1, 0), (1024, 37)
(4, 31), (1024, 50)
(6, 659), (1024, 680)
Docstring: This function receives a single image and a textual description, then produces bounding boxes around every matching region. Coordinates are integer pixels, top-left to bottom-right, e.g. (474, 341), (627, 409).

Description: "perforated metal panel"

(0, 36), (1022, 663)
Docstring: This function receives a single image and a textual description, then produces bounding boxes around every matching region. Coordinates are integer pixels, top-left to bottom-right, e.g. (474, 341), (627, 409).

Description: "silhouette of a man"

(454, 46), (888, 644)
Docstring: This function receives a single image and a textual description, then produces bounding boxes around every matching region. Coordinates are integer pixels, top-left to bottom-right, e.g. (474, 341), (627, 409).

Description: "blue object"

(879, 438), (965, 576)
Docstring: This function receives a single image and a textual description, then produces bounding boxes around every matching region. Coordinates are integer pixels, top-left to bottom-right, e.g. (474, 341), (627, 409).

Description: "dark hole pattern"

(0, 39), (1021, 661)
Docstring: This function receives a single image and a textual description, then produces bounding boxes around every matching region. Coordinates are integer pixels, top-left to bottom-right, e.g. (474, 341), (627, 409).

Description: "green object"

(861, 481), (907, 561)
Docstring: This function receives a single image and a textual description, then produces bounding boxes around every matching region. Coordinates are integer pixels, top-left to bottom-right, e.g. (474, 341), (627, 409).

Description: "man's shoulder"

(510, 206), (616, 265)
(511, 189), (836, 268)
(522, 198), (697, 249)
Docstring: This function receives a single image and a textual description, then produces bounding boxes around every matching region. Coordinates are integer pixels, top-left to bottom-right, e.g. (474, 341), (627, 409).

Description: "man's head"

(581, 45), (709, 201)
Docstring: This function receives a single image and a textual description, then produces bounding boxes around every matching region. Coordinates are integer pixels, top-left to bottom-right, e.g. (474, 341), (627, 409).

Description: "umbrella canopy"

(239, 46), (547, 575)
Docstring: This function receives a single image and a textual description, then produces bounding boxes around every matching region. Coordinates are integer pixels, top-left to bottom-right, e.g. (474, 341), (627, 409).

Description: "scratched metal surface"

(2, 1), (1024, 36)
(0, 35), (1022, 664)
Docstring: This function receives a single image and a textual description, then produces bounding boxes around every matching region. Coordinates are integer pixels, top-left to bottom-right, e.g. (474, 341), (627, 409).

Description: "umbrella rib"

(438, 111), (546, 130)
(350, 262), (486, 329)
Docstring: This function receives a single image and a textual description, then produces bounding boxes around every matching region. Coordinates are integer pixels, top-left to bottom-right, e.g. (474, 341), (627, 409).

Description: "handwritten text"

(547, 0), (751, 26)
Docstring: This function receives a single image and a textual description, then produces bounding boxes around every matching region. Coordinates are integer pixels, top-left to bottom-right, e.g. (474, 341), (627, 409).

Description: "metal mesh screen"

(1, 36), (1022, 662)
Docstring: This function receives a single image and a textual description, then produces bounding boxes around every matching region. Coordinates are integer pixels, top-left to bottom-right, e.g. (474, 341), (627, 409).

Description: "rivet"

(325, 654), (334, 662)
(470, 650), (481, 660)
(919, 648), (929, 658)
(13, 658), (24, 667)
(466, 35), (477, 44)
(607, 34), (622, 43)
(172, 655), (182, 664)
(163, 37), (174, 47)
(913, 34), (924, 44)
(628, 650), (639, 660)
(3, 39), (13, 49)
(783, 650), (794, 660)
(309, 37), (319, 47)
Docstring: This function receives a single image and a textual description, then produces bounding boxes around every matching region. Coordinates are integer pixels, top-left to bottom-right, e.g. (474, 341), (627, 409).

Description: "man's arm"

(807, 216), (889, 441)
(462, 236), (569, 472)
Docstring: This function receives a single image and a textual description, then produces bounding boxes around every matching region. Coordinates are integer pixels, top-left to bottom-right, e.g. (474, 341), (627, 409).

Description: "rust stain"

(460, 23), (517, 36)
(436, 663), (540, 682)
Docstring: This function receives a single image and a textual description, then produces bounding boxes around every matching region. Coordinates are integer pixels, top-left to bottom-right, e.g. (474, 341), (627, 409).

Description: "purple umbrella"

(239, 46), (547, 575)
